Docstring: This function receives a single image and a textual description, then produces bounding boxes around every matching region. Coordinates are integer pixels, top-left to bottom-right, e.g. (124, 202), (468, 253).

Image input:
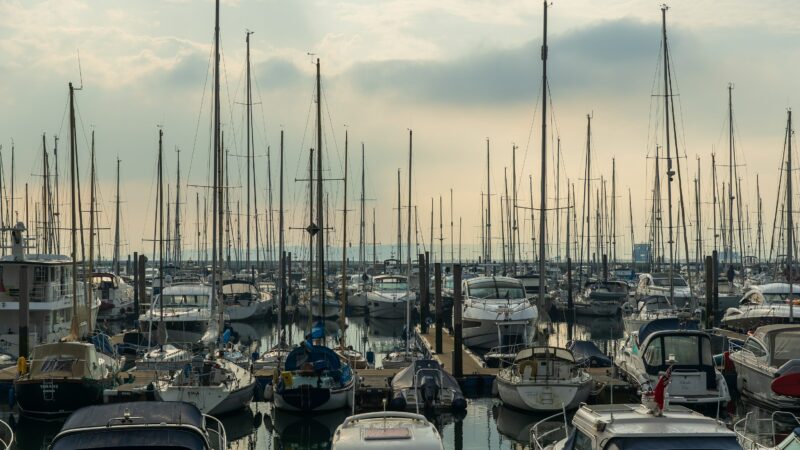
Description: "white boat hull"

(367, 292), (414, 319)
(496, 378), (593, 412)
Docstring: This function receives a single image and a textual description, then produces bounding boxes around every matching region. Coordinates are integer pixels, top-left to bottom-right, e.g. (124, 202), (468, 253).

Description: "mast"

(661, 5), (675, 303)
(307, 148), (314, 321)
(339, 130), (348, 346)
(756, 174), (763, 262)
(450, 188), (454, 265)
(68, 82), (79, 338)
(727, 84), (734, 264)
(537, 0), (548, 311)
(212, 0), (222, 335)
(158, 129), (165, 328)
(359, 144), (365, 273)
(512, 144), (517, 273)
(556, 139), (561, 263)
(113, 158), (121, 274)
(397, 169), (401, 261)
(612, 158), (616, 266)
(41, 134), (48, 253)
(580, 114), (592, 283)
(174, 149), (181, 264)
(245, 31), (253, 274)
(89, 131), (96, 284)
(787, 110), (794, 322)
(278, 129), (285, 340)
(406, 129), (413, 354)
(629, 188), (635, 267)
(529, 175), (535, 264)
(712, 153), (718, 254)
(695, 158), (702, 276)
(372, 208), (376, 267)
(439, 196), (443, 265)
(486, 139), (491, 265)
(315, 58), (325, 325)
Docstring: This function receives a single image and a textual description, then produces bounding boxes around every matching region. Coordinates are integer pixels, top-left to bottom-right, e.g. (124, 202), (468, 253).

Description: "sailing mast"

(661, 5), (676, 304)
(315, 58), (325, 327)
(88, 131), (96, 287)
(211, 0), (222, 336)
(68, 82), (79, 338)
(406, 130), (413, 354)
(278, 130), (285, 339)
(113, 158), (121, 274)
(727, 84), (734, 265)
(537, 0), (548, 312)
(359, 144), (365, 273)
(339, 130), (349, 346)
(786, 110), (794, 322)
(245, 31), (253, 276)
(486, 139), (491, 268)
(174, 149), (181, 264)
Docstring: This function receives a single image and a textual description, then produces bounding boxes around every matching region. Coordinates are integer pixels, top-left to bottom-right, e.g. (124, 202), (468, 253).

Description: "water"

(3, 312), (780, 449)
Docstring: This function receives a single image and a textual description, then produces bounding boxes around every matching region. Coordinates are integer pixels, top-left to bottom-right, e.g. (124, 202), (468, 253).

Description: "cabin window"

(573, 430), (594, 450)
(773, 332), (800, 366)
(34, 266), (47, 283)
(744, 339), (767, 358)
(643, 337), (663, 366)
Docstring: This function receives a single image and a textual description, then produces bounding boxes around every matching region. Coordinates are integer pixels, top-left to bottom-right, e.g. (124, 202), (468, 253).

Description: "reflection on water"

(5, 311), (791, 450)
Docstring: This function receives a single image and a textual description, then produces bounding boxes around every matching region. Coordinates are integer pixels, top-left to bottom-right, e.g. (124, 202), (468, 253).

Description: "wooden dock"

(416, 325), (499, 377)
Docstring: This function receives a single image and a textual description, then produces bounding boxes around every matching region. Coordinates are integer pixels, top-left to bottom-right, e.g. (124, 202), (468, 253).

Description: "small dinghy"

(389, 359), (466, 411)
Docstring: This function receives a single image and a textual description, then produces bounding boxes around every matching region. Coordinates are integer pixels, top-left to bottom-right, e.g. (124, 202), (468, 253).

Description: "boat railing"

(529, 405), (570, 450)
(204, 414), (227, 450)
(0, 419), (13, 450)
(734, 411), (800, 450)
(485, 343), (526, 367)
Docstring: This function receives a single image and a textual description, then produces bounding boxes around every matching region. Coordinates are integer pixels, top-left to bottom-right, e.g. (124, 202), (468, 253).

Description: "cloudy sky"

(0, 0), (798, 264)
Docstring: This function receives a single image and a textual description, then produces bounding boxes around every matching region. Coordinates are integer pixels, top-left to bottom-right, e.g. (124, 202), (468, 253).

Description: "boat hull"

(367, 292), (412, 319)
(496, 377), (593, 412)
(15, 377), (112, 417)
(155, 380), (256, 416)
(274, 380), (354, 412)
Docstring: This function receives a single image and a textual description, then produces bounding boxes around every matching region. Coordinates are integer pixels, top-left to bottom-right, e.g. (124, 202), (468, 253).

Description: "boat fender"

(16, 357), (26, 375)
(281, 371), (293, 388)
(253, 411), (263, 428)
(263, 384), (274, 401)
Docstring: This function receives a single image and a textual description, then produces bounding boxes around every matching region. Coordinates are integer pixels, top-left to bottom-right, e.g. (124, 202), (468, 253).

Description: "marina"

(0, 0), (799, 448)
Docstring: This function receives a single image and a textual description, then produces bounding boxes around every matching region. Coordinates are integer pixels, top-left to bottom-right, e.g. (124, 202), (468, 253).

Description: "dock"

(416, 325), (499, 377)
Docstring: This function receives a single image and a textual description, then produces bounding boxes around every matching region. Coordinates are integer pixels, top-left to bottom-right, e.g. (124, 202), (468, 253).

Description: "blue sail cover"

(638, 318), (701, 346)
(284, 344), (343, 372)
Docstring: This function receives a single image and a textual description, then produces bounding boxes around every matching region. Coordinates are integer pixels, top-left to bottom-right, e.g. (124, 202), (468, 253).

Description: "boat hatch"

(364, 428), (412, 440)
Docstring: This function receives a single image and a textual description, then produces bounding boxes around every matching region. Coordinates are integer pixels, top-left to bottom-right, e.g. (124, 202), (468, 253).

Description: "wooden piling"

(452, 264), (463, 378)
(419, 253), (429, 333)
(19, 265), (29, 358)
(704, 255), (713, 329)
(137, 255), (147, 314)
(434, 262), (443, 354)
(133, 251), (139, 315)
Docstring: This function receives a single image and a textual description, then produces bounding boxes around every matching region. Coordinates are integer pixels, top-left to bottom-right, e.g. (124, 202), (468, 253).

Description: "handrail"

(203, 414), (227, 450)
(0, 419), (13, 450)
(734, 411), (800, 450)
(340, 411), (428, 427)
(529, 409), (570, 450)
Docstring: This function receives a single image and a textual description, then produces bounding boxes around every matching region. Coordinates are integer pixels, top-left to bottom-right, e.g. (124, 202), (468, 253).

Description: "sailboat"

(152, 0), (254, 416)
(273, 58), (355, 412)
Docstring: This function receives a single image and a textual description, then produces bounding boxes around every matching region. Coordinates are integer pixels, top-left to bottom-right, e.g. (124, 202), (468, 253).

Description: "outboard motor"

(419, 375), (440, 410)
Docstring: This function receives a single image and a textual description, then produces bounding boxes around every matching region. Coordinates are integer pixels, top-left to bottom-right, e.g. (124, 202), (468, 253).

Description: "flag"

(654, 365), (673, 410)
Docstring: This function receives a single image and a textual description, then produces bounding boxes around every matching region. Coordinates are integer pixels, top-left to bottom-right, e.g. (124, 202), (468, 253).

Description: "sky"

(0, 0), (798, 265)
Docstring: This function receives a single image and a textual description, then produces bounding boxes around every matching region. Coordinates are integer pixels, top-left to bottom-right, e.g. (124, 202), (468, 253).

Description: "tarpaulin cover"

(568, 340), (612, 367)
(638, 318), (700, 346)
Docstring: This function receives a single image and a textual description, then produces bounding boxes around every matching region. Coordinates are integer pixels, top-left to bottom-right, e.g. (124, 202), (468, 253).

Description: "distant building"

(633, 244), (651, 264)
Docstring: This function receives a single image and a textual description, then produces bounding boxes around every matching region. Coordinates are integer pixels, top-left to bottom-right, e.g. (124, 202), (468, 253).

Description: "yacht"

(622, 295), (683, 334)
(139, 284), (225, 345)
(15, 341), (119, 416)
(531, 402), (740, 450)
(734, 411), (800, 450)
(92, 272), (135, 320)
(574, 280), (628, 316)
(616, 318), (730, 413)
(389, 359), (466, 411)
(331, 412), (444, 450)
(636, 272), (693, 309)
(722, 283), (800, 331)
(460, 276), (537, 349)
(273, 342), (355, 412)
(367, 275), (416, 319)
(48, 401), (226, 450)
(220, 279), (271, 321)
(153, 354), (256, 416)
(728, 324), (800, 409)
(0, 223), (99, 359)
(496, 346), (593, 412)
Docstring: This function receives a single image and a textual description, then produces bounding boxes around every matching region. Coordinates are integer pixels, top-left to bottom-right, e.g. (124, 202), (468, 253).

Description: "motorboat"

(616, 318), (730, 413)
(728, 324), (800, 409)
(153, 354), (256, 416)
(0, 222), (99, 359)
(636, 272), (694, 309)
(139, 284), (225, 345)
(496, 346), (593, 412)
(622, 295), (686, 334)
(574, 280), (628, 316)
(273, 342), (355, 412)
(15, 341), (119, 417)
(460, 276), (537, 349)
(331, 412), (444, 450)
(722, 283), (800, 331)
(531, 402), (740, 450)
(367, 275), (416, 319)
(389, 359), (466, 411)
(92, 272), (135, 320)
(516, 273), (548, 302)
(48, 401), (226, 450)
(221, 279), (272, 321)
(734, 411), (800, 450)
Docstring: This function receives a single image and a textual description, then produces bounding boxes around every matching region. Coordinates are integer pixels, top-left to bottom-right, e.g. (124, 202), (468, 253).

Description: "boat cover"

(391, 359), (463, 395)
(61, 401), (205, 430)
(568, 340), (612, 367)
(602, 437), (741, 450)
(284, 344), (342, 372)
(637, 318), (700, 346)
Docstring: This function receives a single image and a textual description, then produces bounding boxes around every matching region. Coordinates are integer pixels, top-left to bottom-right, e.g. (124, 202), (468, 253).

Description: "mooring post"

(712, 250), (720, 326)
(137, 255), (147, 315)
(419, 253), (428, 334)
(435, 262), (443, 353)
(19, 265), (29, 358)
(453, 263), (463, 379)
(603, 254), (608, 282)
(567, 256), (574, 341)
(704, 255), (713, 329)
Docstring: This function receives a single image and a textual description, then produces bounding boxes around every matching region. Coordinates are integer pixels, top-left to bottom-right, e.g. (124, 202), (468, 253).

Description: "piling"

(567, 256), (574, 341)
(452, 264), (463, 379)
(712, 250), (720, 325)
(704, 255), (713, 329)
(280, 251), (286, 329)
(137, 255), (147, 314)
(434, 262), (443, 353)
(419, 253), (428, 333)
(602, 254), (608, 281)
(19, 265), (29, 358)
(287, 252), (293, 306)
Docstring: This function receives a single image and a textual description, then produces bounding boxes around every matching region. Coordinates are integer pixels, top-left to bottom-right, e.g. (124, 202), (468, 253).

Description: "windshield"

(763, 293), (800, 304)
(158, 294), (209, 308)
(468, 281), (525, 299)
(604, 436), (742, 450)
(643, 334), (712, 368)
(653, 277), (688, 287)
(773, 331), (800, 366)
(376, 278), (408, 291)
